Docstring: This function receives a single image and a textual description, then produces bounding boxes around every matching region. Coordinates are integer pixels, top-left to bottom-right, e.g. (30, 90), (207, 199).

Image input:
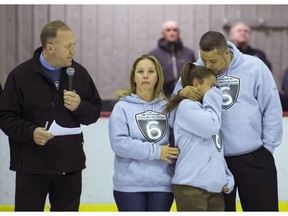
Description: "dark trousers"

(173, 184), (224, 211)
(224, 147), (278, 211)
(113, 190), (174, 211)
(15, 171), (82, 211)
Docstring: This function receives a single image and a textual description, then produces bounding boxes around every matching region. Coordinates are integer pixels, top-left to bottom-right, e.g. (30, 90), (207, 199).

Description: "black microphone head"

(66, 67), (75, 76)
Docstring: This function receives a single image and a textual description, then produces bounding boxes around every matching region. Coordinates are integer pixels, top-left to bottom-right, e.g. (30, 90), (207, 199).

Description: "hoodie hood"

(217, 41), (243, 89)
(225, 41), (243, 73)
(120, 94), (166, 125)
(120, 93), (164, 105)
(221, 41), (243, 88)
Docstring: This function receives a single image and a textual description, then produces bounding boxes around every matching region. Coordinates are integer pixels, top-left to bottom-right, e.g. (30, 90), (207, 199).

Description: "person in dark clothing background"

(280, 68), (288, 111)
(149, 20), (195, 98)
(229, 21), (272, 70)
(0, 20), (102, 211)
(229, 21), (288, 111)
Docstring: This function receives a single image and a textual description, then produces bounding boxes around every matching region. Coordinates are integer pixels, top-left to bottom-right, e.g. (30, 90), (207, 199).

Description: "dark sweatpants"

(15, 171), (82, 211)
(224, 147), (278, 211)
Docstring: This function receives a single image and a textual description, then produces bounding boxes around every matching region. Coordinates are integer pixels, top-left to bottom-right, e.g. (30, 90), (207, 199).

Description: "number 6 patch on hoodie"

(217, 75), (240, 110)
(135, 110), (168, 143)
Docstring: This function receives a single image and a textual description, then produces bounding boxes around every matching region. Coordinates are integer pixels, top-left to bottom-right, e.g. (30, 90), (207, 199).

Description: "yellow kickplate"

(0, 201), (287, 212)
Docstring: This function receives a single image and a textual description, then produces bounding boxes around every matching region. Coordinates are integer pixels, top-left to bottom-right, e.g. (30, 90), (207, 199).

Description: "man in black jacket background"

(228, 21), (288, 111)
(229, 21), (272, 70)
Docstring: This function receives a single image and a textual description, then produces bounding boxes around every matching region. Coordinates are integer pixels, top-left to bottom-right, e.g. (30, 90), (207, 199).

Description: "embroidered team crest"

(212, 134), (222, 153)
(135, 110), (168, 143)
(217, 76), (240, 110)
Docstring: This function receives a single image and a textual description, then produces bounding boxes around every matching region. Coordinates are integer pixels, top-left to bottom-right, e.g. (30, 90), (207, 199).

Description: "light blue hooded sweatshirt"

(108, 94), (174, 192)
(171, 87), (234, 193)
(173, 41), (283, 156)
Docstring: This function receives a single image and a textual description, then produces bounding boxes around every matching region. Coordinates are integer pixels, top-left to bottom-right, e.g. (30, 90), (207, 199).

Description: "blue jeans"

(113, 190), (174, 211)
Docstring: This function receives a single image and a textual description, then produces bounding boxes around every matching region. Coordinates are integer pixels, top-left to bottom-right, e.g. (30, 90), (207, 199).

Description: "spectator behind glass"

(229, 22), (288, 111)
(0, 20), (102, 211)
(282, 68), (288, 96)
(280, 68), (288, 111)
(108, 55), (179, 211)
(229, 21), (272, 70)
(166, 63), (234, 211)
(149, 20), (195, 98)
(174, 31), (282, 211)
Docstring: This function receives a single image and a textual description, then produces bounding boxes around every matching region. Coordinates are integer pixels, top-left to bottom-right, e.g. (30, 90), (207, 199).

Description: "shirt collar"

(40, 52), (60, 71)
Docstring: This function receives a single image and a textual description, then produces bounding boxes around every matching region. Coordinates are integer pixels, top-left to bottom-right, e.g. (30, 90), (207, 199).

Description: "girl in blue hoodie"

(166, 63), (234, 211)
(108, 55), (179, 211)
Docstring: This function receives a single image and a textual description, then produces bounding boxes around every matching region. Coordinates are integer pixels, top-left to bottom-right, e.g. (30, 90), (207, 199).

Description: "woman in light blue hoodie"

(166, 63), (234, 211)
(108, 55), (179, 211)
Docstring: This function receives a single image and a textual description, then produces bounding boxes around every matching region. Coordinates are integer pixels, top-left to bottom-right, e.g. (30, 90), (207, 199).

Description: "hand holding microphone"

(66, 67), (75, 91)
(64, 67), (81, 111)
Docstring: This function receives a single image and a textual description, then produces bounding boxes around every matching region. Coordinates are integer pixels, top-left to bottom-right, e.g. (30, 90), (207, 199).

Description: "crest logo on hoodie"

(212, 134), (222, 153)
(217, 76), (240, 110)
(135, 110), (168, 143)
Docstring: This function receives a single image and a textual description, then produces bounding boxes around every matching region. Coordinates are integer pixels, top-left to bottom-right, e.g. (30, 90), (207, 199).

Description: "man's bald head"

(162, 20), (180, 43)
(229, 22), (251, 48)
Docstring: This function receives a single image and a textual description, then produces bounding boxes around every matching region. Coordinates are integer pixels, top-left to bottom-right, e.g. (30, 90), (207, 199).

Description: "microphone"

(66, 67), (75, 91)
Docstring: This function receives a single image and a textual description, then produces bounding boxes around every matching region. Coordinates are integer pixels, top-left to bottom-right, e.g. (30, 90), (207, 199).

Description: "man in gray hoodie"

(174, 31), (282, 211)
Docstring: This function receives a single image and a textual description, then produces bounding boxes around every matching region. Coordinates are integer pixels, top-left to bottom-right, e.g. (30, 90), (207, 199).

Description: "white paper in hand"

(48, 120), (82, 136)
